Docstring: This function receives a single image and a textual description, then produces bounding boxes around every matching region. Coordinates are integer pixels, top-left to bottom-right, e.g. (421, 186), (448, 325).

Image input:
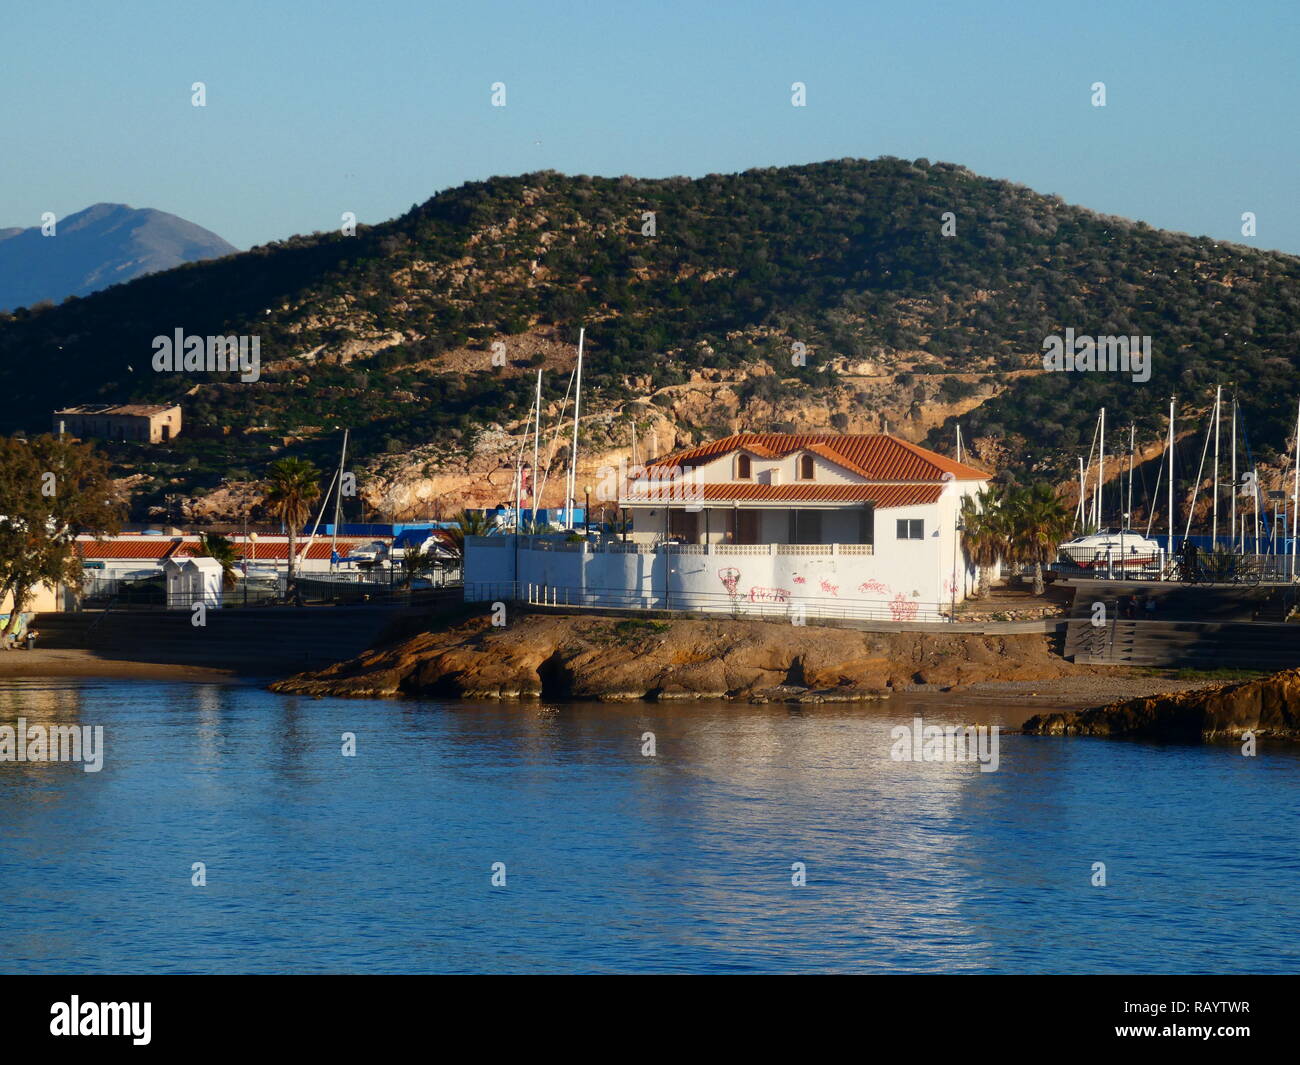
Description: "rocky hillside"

(2, 159), (1298, 520)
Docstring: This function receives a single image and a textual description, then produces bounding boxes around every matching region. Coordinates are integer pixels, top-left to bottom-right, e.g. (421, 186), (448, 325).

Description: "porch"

(629, 503), (876, 547)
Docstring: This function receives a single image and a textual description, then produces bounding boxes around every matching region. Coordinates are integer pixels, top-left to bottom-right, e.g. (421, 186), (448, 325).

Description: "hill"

(0, 203), (236, 312)
(0, 159), (1297, 521)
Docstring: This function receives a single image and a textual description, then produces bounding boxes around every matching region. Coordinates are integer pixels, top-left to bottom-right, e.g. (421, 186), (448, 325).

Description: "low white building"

(466, 433), (992, 621)
(163, 557), (225, 609)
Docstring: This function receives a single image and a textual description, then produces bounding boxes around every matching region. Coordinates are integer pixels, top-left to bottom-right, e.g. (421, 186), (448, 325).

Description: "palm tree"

(195, 532), (240, 590)
(262, 458), (321, 588)
(444, 509), (494, 561)
(399, 545), (438, 588)
(959, 487), (1005, 598)
(1005, 483), (1073, 595)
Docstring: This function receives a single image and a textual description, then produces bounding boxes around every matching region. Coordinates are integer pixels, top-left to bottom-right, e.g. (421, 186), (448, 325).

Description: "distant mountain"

(0, 203), (236, 311)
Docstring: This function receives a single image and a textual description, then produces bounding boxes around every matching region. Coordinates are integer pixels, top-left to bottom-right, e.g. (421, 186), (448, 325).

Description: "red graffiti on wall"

(888, 594), (919, 622)
(718, 567), (742, 599)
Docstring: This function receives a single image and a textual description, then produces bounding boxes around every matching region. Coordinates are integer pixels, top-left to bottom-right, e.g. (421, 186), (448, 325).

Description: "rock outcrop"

(1023, 669), (1300, 742)
(269, 612), (1077, 702)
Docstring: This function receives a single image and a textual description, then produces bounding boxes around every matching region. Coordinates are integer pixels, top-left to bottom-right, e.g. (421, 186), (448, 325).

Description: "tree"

(959, 487), (1006, 598)
(444, 509), (494, 560)
(1005, 483), (1073, 595)
(261, 458), (322, 587)
(195, 532), (240, 590)
(0, 434), (123, 632)
(399, 545), (439, 588)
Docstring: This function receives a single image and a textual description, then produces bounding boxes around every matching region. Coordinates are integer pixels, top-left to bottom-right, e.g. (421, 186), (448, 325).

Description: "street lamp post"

(584, 485), (591, 536)
(951, 516), (963, 623)
(248, 532), (258, 606)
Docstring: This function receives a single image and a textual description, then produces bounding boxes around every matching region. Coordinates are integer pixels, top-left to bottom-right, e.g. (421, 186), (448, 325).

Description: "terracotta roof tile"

(235, 541), (359, 560)
(76, 537), (358, 561)
(76, 539), (183, 559)
(648, 433), (988, 482)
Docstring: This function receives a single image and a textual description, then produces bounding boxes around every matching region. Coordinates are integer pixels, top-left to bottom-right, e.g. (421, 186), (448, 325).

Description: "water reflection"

(0, 679), (1297, 974)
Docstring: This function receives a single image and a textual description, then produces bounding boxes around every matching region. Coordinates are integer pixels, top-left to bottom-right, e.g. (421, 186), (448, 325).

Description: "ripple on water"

(0, 679), (1297, 973)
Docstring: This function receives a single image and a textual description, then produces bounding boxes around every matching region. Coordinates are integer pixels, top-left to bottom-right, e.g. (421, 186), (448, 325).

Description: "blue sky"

(3, 0), (1298, 253)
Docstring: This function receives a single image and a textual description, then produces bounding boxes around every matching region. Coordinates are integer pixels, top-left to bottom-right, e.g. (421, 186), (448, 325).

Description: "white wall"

(466, 531), (963, 621)
(483, 475), (992, 611)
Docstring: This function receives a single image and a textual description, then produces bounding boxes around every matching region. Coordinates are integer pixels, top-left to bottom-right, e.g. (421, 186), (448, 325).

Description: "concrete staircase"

(1064, 583), (1300, 668)
(1252, 588), (1300, 623)
(32, 602), (439, 675)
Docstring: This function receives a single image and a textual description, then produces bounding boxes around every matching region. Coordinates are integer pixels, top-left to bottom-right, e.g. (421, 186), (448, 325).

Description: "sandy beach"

(0, 648), (240, 681)
(905, 672), (1230, 707)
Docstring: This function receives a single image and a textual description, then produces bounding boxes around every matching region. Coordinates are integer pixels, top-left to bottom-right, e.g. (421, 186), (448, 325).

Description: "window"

(896, 519), (924, 540)
(798, 454), (815, 480)
(735, 454), (752, 480)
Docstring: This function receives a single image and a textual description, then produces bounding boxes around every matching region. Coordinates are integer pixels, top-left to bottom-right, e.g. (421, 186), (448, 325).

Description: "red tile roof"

(622, 483), (943, 508)
(76, 539), (185, 560)
(234, 541), (360, 560)
(648, 433), (989, 482)
(76, 538), (358, 561)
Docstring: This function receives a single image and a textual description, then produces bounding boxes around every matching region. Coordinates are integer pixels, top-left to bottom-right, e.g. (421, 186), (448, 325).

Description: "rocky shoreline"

(1023, 668), (1300, 743)
(271, 610), (1138, 704)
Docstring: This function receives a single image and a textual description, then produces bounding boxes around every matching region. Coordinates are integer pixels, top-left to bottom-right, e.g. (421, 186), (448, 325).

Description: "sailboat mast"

(331, 428), (348, 558)
(532, 369), (542, 524)
(1145, 450), (1163, 538)
(514, 448), (523, 531)
(567, 327), (585, 529)
(1230, 393), (1238, 551)
(1127, 423), (1135, 526)
(1077, 457), (1086, 527)
(1292, 398), (1300, 579)
(1167, 396), (1175, 555)
(1097, 407), (1105, 527)
(1253, 463), (1260, 556)
(1212, 385), (1221, 548)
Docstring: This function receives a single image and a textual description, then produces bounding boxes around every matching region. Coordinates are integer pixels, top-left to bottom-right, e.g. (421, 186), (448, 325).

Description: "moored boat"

(1057, 528), (1161, 571)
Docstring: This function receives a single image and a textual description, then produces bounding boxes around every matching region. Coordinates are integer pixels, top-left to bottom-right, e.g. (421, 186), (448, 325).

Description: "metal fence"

(78, 570), (463, 610)
(1052, 547), (1300, 584)
(511, 538), (875, 557)
(465, 581), (948, 622)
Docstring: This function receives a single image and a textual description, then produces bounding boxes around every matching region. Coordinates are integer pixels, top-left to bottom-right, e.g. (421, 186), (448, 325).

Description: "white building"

(163, 557), (225, 609)
(466, 433), (992, 621)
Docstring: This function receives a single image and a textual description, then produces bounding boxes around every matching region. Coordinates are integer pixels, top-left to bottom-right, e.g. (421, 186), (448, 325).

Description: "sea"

(1, 677), (1296, 974)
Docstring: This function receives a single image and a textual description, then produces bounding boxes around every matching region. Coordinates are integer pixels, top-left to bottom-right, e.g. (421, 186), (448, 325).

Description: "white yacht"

(1057, 528), (1162, 571)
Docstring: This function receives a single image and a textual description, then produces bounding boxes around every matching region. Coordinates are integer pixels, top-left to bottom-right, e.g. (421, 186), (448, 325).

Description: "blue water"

(1, 678), (1297, 974)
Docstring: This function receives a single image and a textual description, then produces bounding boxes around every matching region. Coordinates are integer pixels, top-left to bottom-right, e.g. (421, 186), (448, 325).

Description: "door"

(669, 509), (699, 542)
